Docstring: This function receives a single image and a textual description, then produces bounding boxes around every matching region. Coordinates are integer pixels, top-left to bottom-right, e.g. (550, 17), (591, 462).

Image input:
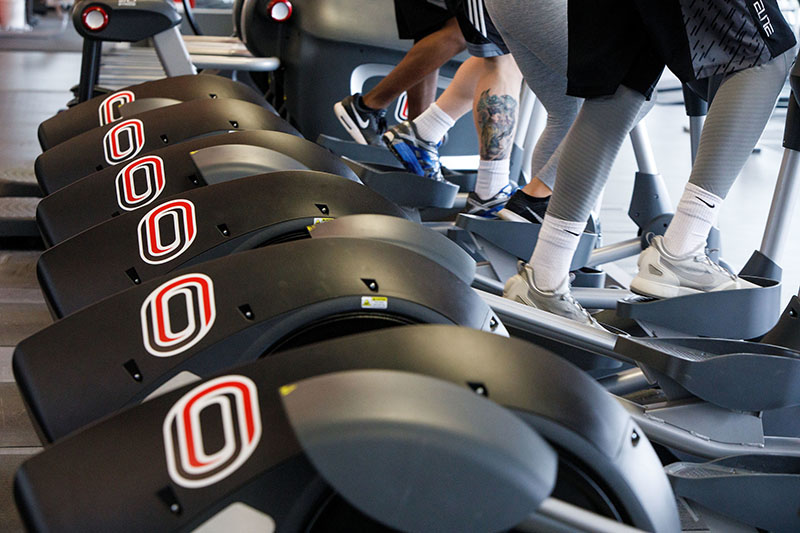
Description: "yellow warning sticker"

(307, 217), (335, 232)
(279, 384), (297, 397)
(361, 296), (388, 309)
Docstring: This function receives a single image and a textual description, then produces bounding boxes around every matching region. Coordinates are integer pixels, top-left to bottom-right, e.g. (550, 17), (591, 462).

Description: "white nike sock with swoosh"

(662, 182), (722, 257)
(529, 214), (586, 292)
(413, 103), (456, 143)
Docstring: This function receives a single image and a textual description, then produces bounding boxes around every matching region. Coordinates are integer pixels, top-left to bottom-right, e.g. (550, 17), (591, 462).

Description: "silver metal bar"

(598, 368), (649, 396)
(759, 148), (800, 265)
(152, 27), (197, 77)
(517, 499), (646, 533)
(588, 238), (642, 267)
(617, 398), (800, 459)
(689, 115), (705, 165)
(521, 98), (547, 184)
(629, 121), (659, 175)
(472, 273), (504, 295)
(572, 287), (632, 309)
(514, 84), (536, 152)
(190, 55), (280, 72)
(476, 290), (622, 360)
(452, 192), (468, 210)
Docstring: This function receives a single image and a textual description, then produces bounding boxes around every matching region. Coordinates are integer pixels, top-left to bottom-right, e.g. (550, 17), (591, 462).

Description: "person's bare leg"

(434, 56), (484, 120)
(405, 70), (439, 120)
(361, 17), (466, 111)
(396, 56), (487, 145)
(522, 177), (552, 197)
(471, 54), (523, 203)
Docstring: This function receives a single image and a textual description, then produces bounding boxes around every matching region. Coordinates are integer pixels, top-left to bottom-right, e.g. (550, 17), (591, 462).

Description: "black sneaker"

(498, 190), (550, 223)
(333, 94), (387, 146)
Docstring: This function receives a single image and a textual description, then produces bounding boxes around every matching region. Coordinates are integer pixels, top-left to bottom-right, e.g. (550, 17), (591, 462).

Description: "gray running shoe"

(630, 235), (758, 298)
(333, 93), (387, 146)
(503, 261), (607, 330)
(382, 120), (444, 181)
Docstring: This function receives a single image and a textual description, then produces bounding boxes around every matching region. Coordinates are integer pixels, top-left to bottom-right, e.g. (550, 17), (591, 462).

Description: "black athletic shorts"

(567, 0), (797, 99)
(394, 0), (453, 42)
(446, 0), (509, 57)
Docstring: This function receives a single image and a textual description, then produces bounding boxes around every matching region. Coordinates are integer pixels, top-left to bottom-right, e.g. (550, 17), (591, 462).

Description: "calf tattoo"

(476, 89), (517, 160)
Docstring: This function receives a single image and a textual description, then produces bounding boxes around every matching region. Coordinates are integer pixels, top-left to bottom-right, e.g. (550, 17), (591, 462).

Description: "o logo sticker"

(163, 375), (261, 488)
(394, 91), (408, 122)
(141, 273), (216, 357)
(103, 118), (145, 165)
(98, 90), (135, 126)
(137, 199), (197, 265)
(115, 155), (166, 211)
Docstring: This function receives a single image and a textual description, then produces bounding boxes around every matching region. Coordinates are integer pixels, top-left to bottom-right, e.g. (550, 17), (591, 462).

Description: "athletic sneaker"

(464, 182), (518, 218)
(630, 235), (758, 298)
(498, 190), (550, 223)
(382, 120), (444, 181)
(333, 94), (387, 146)
(503, 261), (607, 330)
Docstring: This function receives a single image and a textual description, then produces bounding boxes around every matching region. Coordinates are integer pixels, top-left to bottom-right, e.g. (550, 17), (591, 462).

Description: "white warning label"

(361, 296), (388, 309)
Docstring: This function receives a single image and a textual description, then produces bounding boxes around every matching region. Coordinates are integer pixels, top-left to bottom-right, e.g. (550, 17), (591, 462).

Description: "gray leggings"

(486, 0), (653, 191)
(547, 49), (794, 222)
(485, 0), (577, 189)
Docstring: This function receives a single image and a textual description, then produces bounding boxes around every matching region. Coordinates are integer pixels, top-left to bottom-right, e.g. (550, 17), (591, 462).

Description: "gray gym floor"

(0, 48), (74, 532)
(0, 31), (798, 533)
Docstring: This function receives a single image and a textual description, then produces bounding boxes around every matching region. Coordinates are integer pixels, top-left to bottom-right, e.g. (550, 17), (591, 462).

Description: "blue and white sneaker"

(464, 182), (519, 218)
(382, 121), (444, 181)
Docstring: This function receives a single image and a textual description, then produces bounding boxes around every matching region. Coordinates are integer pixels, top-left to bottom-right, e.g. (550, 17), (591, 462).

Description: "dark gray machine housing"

(34, 98), (299, 194)
(14, 326), (679, 532)
(72, 0), (180, 42)
(38, 75), (271, 150)
(17, 239), (502, 442)
(36, 130), (360, 246)
(36, 171), (405, 317)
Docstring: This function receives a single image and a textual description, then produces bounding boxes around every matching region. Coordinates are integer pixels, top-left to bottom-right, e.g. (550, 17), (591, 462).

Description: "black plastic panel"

(18, 245), (496, 441)
(38, 75), (270, 150)
(36, 130), (359, 246)
(35, 98), (299, 194)
(15, 325), (677, 532)
(37, 170), (406, 317)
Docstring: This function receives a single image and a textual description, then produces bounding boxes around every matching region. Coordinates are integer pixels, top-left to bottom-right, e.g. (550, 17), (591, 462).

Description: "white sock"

(413, 103), (455, 143)
(662, 182), (722, 257)
(475, 159), (511, 200)
(529, 215), (585, 291)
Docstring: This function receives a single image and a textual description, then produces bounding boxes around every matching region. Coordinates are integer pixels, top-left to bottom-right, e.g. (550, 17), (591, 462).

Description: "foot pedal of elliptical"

(456, 214), (597, 270)
(617, 276), (780, 338)
(667, 456), (800, 533)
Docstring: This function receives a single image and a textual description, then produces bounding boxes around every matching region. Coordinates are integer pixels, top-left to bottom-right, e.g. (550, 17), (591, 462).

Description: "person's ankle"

(518, 189), (550, 202)
(357, 94), (381, 113)
(521, 180), (552, 199)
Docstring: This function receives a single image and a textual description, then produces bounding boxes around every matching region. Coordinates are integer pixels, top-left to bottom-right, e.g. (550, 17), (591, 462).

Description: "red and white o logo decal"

(163, 375), (261, 488)
(116, 155), (166, 211)
(103, 118), (145, 165)
(98, 90), (135, 126)
(394, 92), (409, 122)
(141, 273), (216, 357)
(137, 199), (197, 265)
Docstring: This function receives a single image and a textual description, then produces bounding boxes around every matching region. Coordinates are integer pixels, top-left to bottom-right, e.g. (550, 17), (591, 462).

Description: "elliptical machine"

(14, 326), (681, 532)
